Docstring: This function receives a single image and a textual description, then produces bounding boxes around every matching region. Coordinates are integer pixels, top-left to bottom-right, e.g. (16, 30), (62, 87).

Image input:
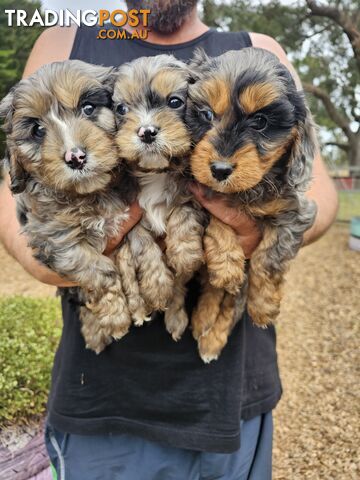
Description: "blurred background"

(0, 1), (359, 479)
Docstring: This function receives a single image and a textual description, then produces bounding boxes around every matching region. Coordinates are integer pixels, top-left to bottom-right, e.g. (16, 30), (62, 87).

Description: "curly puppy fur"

(188, 48), (317, 362)
(112, 55), (206, 340)
(0, 60), (136, 353)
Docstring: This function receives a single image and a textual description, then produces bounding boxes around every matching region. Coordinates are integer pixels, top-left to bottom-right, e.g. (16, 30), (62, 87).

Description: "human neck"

(127, 9), (209, 45)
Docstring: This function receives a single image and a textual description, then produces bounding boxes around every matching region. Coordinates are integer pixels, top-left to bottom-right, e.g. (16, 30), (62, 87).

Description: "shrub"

(0, 296), (61, 425)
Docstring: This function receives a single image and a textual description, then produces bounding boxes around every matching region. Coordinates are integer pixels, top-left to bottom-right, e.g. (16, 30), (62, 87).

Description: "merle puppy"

(0, 60), (134, 353)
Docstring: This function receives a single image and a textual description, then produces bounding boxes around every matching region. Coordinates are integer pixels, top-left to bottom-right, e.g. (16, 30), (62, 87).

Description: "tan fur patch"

(247, 198), (293, 217)
(191, 269), (225, 341)
(205, 216), (245, 293)
(114, 77), (139, 104)
(191, 135), (295, 194)
(201, 77), (230, 116)
(151, 70), (187, 99)
(197, 292), (237, 363)
(13, 91), (52, 121)
(239, 83), (279, 114)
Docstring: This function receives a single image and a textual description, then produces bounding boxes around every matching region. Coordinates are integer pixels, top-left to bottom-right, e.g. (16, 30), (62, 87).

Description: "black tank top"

(47, 26), (282, 453)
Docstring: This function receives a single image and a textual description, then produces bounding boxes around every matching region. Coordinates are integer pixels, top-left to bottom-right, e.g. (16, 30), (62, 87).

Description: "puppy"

(0, 60), (135, 353)
(112, 55), (206, 340)
(187, 48), (317, 362)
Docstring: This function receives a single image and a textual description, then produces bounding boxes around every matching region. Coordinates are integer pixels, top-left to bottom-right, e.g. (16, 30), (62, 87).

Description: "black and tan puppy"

(112, 55), (206, 340)
(0, 60), (134, 353)
(187, 48), (317, 362)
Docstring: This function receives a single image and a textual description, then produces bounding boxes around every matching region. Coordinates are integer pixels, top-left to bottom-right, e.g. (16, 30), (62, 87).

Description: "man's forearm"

(303, 153), (339, 246)
(4, 227), (73, 287)
(0, 178), (73, 287)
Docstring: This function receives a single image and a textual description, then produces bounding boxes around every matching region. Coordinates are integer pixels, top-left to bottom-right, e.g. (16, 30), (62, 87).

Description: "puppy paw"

(85, 338), (111, 355)
(247, 302), (279, 327)
(205, 217), (246, 294)
(165, 306), (189, 341)
(140, 265), (174, 311)
(133, 313), (152, 327)
(191, 285), (224, 340)
(115, 241), (150, 327)
(166, 242), (204, 278)
(86, 279), (131, 340)
(80, 308), (113, 354)
(198, 330), (227, 363)
(166, 204), (205, 277)
(128, 296), (151, 327)
(196, 291), (237, 363)
(247, 269), (283, 327)
(208, 267), (245, 295)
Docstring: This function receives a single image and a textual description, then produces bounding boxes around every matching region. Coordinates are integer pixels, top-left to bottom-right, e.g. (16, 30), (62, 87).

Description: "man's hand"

(103, 202), (143, 256)
(189, 183), (262, 259)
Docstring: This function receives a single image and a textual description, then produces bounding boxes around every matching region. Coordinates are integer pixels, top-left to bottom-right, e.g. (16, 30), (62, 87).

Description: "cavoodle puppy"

(0, 60), (135, 353)
(112, 54), (206, 340)
(187, 48), (317, 362)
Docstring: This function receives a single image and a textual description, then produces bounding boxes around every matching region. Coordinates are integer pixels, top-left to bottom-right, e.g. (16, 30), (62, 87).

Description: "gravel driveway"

(0, 224), (358, 478)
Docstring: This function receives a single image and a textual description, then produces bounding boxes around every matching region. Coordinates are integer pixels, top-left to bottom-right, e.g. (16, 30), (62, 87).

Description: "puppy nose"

(138, 125), (159, 144)
(210, 162), (233, 181)
(64, 148), (87, 170)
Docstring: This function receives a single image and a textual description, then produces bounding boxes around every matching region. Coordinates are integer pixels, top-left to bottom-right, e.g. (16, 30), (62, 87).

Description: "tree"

(202, 0), (360, 171)
(303, 0), (360, 170)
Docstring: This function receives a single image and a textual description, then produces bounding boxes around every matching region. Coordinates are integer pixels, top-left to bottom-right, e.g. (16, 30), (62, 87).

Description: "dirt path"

(0, 225), (358, 478)
(274, 224), (359, 479)
(0, 244), (55, 297)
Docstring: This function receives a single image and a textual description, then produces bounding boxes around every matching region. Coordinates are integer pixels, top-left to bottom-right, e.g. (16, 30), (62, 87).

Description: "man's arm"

(0, 27), (142, 286)
(0, 176), (74, 286)
(191, 33), (338, 254)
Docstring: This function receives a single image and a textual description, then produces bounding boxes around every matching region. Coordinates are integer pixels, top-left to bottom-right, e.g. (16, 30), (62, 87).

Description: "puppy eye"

(82, 103), (96, 116)
(32, 123), (46, 140)
(250, 114), (268, 131)
(116, 104), (129, 115)
(200, 109), (214, 122)
(168, 97), (184, 109)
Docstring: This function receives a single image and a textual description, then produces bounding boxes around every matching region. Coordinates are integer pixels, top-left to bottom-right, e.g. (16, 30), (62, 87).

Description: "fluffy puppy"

(0, 60), (135, 353)
(112, 55), (206, 340)
(187, 48), (317, 362)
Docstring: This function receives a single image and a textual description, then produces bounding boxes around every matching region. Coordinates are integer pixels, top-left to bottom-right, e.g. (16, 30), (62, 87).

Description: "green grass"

(337, 191), (360, 222)
(0, 49), (14, 57)
(0, 296), (61, 425)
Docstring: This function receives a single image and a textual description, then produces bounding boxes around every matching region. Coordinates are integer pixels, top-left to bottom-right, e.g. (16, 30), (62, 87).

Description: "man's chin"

(125, 1), (198, 34)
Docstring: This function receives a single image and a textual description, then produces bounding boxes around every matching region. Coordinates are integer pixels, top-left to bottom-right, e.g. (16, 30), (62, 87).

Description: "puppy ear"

(101, 67), (118, 91)
(0, 89), (15, 134)
(190, 48), (210, 68)
(1, 146), (28, 198)
(188, 49), (212, 84)
(287, 104), (318, 189)
(89, 64), (118, 91)
(0, 88), (28, 193)
(7, 149), (29, 194)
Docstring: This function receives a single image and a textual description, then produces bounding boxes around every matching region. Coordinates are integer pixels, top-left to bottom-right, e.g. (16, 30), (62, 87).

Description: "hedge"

(0, 296), (61, 425)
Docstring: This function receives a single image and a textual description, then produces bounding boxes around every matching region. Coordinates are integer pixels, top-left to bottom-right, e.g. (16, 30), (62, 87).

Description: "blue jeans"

(45, 412), (273, 480)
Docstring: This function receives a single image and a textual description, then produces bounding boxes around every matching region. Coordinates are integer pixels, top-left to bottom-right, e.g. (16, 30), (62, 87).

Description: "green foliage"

(0, 0), (44, 157)
(338, 190), (360, 222)
(0, 296), (61, 425)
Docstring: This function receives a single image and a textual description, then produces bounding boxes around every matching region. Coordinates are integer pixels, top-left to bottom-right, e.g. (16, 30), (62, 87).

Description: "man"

(0, 2), (338, 479)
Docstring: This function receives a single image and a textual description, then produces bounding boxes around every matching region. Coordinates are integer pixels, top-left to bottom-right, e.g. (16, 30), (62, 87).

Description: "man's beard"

(126, 1), (198, 34)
